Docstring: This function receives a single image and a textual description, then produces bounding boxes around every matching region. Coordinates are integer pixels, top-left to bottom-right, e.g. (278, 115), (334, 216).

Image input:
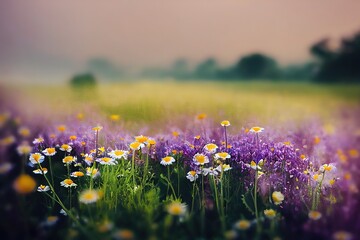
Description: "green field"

(6, 80), (360, 132)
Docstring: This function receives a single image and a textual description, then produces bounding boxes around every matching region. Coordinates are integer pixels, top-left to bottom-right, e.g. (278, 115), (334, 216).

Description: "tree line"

(71, 31), (360, 86)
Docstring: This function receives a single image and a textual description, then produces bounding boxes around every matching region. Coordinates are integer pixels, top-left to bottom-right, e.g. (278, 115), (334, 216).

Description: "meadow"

(6, 81), (360, 129)
(0, 80), (359, 240)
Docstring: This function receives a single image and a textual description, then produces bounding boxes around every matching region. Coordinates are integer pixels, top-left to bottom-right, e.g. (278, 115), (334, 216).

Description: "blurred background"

(1, 0), (360, 130)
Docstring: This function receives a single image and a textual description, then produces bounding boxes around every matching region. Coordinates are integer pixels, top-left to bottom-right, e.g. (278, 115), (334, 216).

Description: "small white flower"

(202, 167), (219, 176)
(160, 156), (176, 166)
(203, 143), (218, 154)
(193, 153), (209, 165)
(59, 209), (67, 216)
(108, 150), (129, 160)
(166, 202), (187, 216)
(86, 167), (100, 178)
(272, 191), (284, 205)
(37, 185), (50, 192)
(186, 170), (199, 182)
(215, 164), (232, 172)
(59, 144), (72, 152)
(246, 160), (263, 170)
(84, 154), (94, 166)
(32, 137), (44, 144)
(29, 153), (45, 165)
(319, 163), (336, 173)
(214, 152), (231, 160)
(96, 157), (117, 165)
(17, 143), (32, 155)
(79, 189), (100, 204)
(70, 171), (85, 177)
(249, 127), (264, 133)
(33, 168), (48, 175)
(60, 179), (77, 188)
(42, 148), (57, 156)
(63, 156), (76, 164)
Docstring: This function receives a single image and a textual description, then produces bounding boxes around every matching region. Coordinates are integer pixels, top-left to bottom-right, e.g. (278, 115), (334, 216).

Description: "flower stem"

(132, 150), (136, 189)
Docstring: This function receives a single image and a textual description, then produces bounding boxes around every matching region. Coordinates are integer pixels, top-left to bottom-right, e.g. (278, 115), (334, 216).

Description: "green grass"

(6, 80), (360, 132)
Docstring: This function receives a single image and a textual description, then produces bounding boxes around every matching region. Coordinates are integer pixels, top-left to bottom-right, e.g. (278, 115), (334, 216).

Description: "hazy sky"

(1, 0), (360, 81)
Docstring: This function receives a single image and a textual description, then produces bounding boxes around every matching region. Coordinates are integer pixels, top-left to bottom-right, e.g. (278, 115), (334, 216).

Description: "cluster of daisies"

(3, 111), (358, 240)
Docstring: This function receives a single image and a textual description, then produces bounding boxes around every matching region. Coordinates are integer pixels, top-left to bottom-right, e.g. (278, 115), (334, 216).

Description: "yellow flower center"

(205, 144), (217, 151)
(83, 191), (97, 200)
(73, 171), (84, 177)
(130, 141), (142, 150)
(110, 114), (120, 121)
(329, 179), (336, 185)
(217, 152), (229, 159)
(314, 136), (321, 144)
(349, 149), (359, 158)
(163, 156), (173, 163)
(313, 174), (320, 181)
(47, 148), (56, 154)
(114, 150), (124, 156)
(32, 153), (41, 162)
(196, 113), (207, 120)
(98, 147), (105, 152)
(251, 127), (262, 132)
(221, 120), (230, 126)
(169, 205), (182, 215)
(264, 209), (276, 218)
(58, 125), (66, 132)
(189, 171), (196, 176)
(250, 161), (257, 168)
(195, 155), (206, 164)
(69, 135), (77, 141)
(64, 179), (74, 185)
(237, 220), (250, 230)
(135, 135), (148, 143)
(92, 126), (103, 131)
(102, 157), (112, 163)
(147, 139), (156, 145)
(308, 211), (322, 220)
(61, 144), (70, 150)
(63, 156), (74, 163)
(324, 165), (332, 171)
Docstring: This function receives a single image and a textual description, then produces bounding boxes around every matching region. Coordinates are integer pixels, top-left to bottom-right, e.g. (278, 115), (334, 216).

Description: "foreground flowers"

(1, 114), (358, 240)
(166, 202), (187, 216)
(79, 189), (100, 204)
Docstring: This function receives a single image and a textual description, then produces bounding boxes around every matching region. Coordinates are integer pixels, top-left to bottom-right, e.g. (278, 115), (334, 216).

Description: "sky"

(1, 0), (360, 82)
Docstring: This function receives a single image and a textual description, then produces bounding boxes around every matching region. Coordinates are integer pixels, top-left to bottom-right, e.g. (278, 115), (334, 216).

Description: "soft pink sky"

(1, 0), (360, 81)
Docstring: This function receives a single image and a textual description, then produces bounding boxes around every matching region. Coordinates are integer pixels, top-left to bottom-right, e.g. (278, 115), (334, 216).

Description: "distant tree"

(310, 39), (335, 61)
(194, 58), (218, 79)
(171, 59), (190, 79)
(311, 31), (360, 83)
(233, 53), (280, 79)
(282, 62), (316, 81)
(87, 58), (123, 80)
(70, 73), (97, 87)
